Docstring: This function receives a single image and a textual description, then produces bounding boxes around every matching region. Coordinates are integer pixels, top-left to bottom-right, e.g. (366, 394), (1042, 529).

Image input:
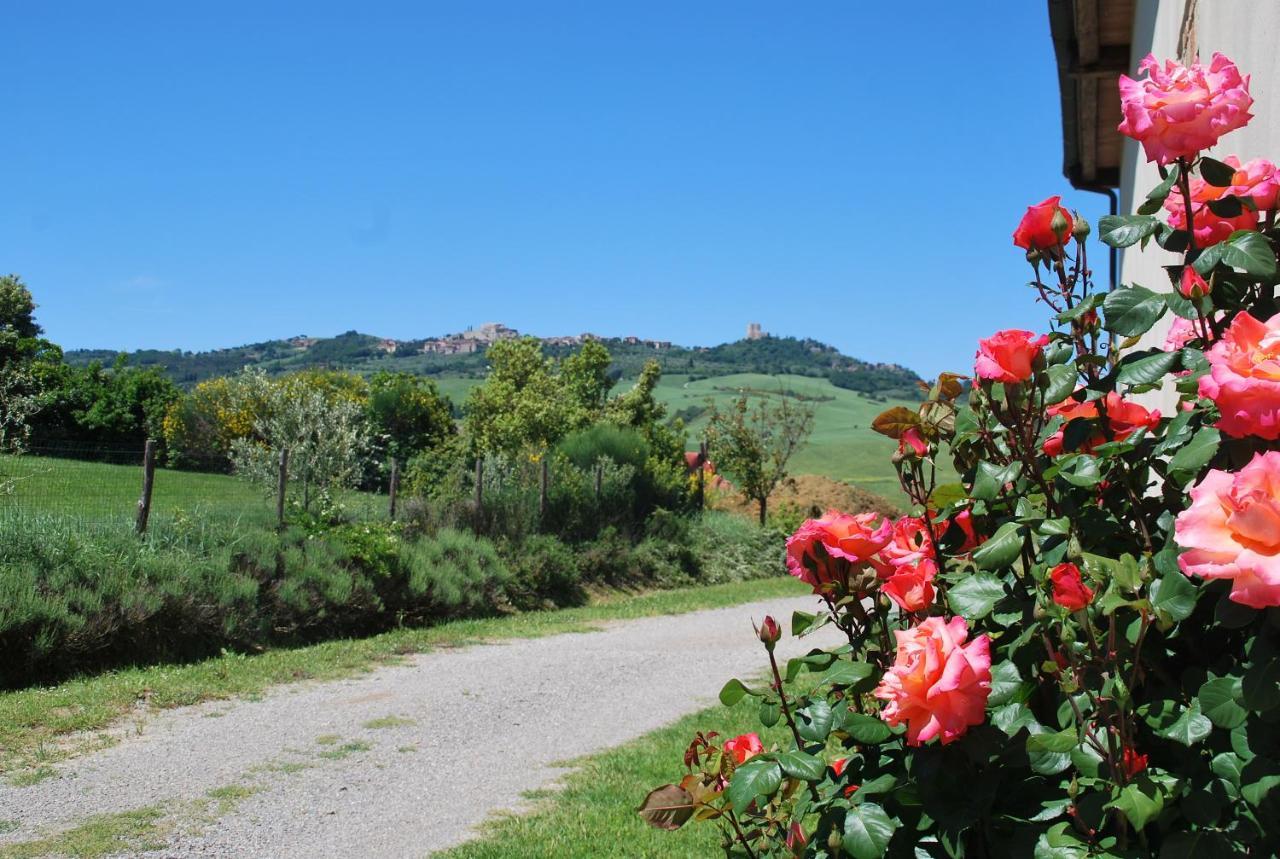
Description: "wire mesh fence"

(0, 442), (389, 533)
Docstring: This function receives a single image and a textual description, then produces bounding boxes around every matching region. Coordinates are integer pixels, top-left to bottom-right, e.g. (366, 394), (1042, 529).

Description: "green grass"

(0, 806), (167, 859)
(363, 715), (416, 730)
(437, 682), (790, 858)
(649, 372), (955, 499)
(316, 741), (372, 761)
(0, 576), (805, 780)
(0, 453), (386, 529)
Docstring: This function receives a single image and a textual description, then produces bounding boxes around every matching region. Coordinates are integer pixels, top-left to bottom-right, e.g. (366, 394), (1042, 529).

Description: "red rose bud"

(1122, 747), (1149, 779)
(1180, 265), (1211, 299)
(896, 427), (929, 460)
(1013, 196), (1075, 257)
(757, 615), (781, 650)
(1078, 309), (1101, 333)
(1050, 562), (1095, 612)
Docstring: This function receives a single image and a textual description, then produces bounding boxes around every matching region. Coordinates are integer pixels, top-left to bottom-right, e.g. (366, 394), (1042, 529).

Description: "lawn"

(0, 576), (807, 781)
(0, 453), (387, 529)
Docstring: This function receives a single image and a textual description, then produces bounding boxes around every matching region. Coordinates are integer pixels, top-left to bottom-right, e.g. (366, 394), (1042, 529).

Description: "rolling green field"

(0, 454), (386, 529)
(421, 371), (953, 499)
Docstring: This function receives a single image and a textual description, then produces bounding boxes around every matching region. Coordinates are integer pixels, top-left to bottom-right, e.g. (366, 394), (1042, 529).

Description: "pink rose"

(1118, 52), (1254, 165)
(722, 733), (763, 765)
(1192, 155), (1280, 212)
(877, 515), (934, 569)
(874, 616), (991, 745)
(897, 426), (929, 459)
(1164, 316), (1217, 352)
(1164, 191), (1259, 247)
(1049, 562), (1094, 611)
(974, 330), (1049, 384)
(880, 558), (937, 613)
(785, 511), (892, 592)
(1175, 452), (1280, 608)
(1013, 196), (1074, 255)
(1199, 312), (1280, 439)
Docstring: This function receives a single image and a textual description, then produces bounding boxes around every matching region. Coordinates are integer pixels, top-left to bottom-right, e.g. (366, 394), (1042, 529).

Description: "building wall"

(1119, 0), (1280, 410)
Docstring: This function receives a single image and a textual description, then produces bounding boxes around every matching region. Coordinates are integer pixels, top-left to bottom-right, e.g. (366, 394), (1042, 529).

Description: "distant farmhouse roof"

(1047, 0), (1136, 191)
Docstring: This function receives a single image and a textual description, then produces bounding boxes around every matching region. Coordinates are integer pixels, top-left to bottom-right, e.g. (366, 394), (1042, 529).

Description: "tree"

(704, 390), (814, 524)
(0, 275), (62, 451)
(366, 371), (455, 465)
(228, 369), (371, 511)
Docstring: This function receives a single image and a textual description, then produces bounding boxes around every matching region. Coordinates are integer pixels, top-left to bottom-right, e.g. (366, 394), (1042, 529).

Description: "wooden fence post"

(539, 457), (549, 523)
(594, 462), (603, 501)
(474, 457), (484, 510)
(388, 457), (400, 520)
(134, 439), (156, 535)
(276, 448), (289, 529)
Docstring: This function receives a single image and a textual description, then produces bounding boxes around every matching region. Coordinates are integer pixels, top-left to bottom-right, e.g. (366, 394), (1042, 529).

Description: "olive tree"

(704, 390), (815, 525)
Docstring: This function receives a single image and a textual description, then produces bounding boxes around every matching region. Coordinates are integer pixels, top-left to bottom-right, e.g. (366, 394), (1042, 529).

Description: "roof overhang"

(1047, 0), (1135, 191)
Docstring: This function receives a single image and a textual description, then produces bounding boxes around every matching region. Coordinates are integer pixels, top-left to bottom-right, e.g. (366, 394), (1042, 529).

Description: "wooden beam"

(1078, 75), (1099, 183)
(1074, 0), (1100, 66)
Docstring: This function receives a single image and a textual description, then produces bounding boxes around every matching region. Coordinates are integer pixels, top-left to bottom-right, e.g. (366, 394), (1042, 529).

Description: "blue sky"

(4, 1), (1110, 377)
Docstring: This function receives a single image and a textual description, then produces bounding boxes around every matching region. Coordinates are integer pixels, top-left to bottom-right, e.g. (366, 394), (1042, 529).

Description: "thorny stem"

(767, 647), (806, 752)
(725, 810), (759, 859)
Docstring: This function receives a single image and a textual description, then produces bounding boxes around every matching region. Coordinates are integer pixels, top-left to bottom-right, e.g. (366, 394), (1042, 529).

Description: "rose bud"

(757, 615), (781, 651)
(1050, 208), (1071, 244)
(1050, 562), (1095, 612)
(1072, 212), (1091, 241)
(1180, 265), (1211, 300)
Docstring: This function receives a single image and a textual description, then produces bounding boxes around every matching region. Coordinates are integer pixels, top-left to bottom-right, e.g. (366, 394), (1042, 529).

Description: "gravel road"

(0, 592), (837, 858)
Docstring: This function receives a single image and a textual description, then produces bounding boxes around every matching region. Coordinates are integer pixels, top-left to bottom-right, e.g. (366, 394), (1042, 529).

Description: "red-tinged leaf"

(637, 784), (696, 831)
(871, 406), (921, 440)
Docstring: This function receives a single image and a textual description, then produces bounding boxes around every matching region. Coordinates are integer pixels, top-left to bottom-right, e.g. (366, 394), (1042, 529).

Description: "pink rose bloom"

(974, 330), (1049, 384)
(1165, 191), (1259, 247)
(897, 426), (928, 459)
(1042, 392), (1160, 456)
(1176, 451), (1280, 608)
(785, 511), (891, 591)
(722, 733), (763, 765)
(874, 616), (991, 745)
(1191, 155), (1280, 212)
(1165, 316), (1204, 352)
(880, 558), (937, 613)
(1200, 312), (1280, 439)
(878, 515), (934, 569)
(1118, 52), (1254, 165)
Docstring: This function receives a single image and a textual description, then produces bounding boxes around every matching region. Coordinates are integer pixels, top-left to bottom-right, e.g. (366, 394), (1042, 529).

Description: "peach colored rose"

(1164, 191), (1258, 247)
(1175, 452), (1280, 608)
(785, 511), (891, 592)
(1191, 155), (1280, 212)
(880, 558), (937, 613)
(1199, 311), (1280, 439)
(1013, 196), (1074, 255)
(722, 733), (763, 765)
(1118, 53), (1253, 165)
(1050, 562), (1094, 611)
(974, 330), (1049, 384)
(878, 516), (933, 569)
(1164, 315), (1219, 352)
(873, 616), (992, 745)
(1042, 392), (1161, 456)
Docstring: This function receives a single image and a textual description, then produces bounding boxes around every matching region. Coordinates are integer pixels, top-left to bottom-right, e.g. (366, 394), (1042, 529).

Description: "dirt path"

(0, 593), (836, 858)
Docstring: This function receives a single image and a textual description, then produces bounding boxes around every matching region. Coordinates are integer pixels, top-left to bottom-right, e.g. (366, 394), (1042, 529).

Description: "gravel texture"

(0, 593), (838, 857)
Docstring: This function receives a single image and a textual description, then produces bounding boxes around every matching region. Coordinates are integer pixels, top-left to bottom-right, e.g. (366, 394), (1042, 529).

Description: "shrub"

(505, 534), (585, 611)
(642, 52), (1280, 858)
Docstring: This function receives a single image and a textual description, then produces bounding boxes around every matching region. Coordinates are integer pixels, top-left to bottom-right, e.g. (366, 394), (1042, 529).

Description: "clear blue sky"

(4, 1), (1109, 377)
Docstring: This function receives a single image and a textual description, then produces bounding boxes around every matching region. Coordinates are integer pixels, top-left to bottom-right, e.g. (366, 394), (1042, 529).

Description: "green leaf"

(820, 660), (876, 690)
(988, 660), (1030, 707)
(1057, 454), (1102, 488)
(1167, 427), (1220, 486)
(759, 698), (781, 728)
(1098, 215), (1160, 249)
(1199, 156), (1236, 186)
(719, 678), (759, 707)
(1115, 349), (1180, 386)
(1199, 676), (1248, 729)
(947, 572), (1007, 619)
(776, 750), (826, 781)
(1243, 658), (1280, 712)
(1220, 230), (1277, 278)
(1156, 700), (1212, 746)
(844, 713), (892, 744)
(1026, 729), (1075, 775)
(791, 610), (816, 636)
(1033, 822), (1089, 859)
(796, 698), (834, 742)
(842, 802), (898, 859)
(726, 759), (782, 812)
(1150, 566), (1198, 622)
(1108, 778), (1164, 830)
(1145, 163), (1180, 202)
(1042, 364), (1078, 405)
(971, 521), (1025, 571)
(973, 461), (1017, 502)
(636, 784), (695, 831)
(1103, 285), (1166, 336)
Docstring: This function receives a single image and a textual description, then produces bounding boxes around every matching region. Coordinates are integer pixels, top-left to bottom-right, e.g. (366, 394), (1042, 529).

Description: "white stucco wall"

(1119, 0), (1280, 411)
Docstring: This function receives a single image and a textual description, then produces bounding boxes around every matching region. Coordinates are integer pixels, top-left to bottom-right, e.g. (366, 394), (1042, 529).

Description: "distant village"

(289, 321), (685, 357)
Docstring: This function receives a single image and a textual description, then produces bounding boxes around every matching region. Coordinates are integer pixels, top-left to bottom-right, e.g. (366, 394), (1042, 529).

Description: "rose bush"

(641, 51), (1280, 857)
